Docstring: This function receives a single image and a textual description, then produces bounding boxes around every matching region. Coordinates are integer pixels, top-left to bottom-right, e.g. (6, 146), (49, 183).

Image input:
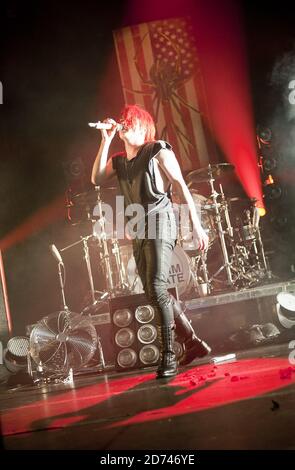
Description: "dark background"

(0, 0), (294, 334)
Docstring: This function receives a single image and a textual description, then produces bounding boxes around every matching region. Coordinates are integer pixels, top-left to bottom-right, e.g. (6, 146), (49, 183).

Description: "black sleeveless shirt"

(112, 140), (177, 240)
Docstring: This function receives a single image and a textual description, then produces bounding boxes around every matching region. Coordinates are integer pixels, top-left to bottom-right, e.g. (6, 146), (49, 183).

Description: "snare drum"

(118, 243), (192, 296)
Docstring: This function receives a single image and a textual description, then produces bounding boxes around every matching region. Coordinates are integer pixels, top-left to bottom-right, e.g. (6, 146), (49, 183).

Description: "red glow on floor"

(2, 358), (295, 436)
(110, 358), (295, 427)
(1, 373), (153, 436)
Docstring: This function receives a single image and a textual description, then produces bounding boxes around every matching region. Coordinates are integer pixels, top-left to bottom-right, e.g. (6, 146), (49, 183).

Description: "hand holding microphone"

(88, 121), (124, 130)
(88, 118), (124, 141)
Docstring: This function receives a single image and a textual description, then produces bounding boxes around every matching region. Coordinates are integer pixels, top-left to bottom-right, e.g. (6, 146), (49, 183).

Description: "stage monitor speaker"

(109, 288), (183, 372)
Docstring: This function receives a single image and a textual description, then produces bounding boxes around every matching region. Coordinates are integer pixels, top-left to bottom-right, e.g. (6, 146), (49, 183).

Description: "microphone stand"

(82, 236), (96, 306)
(60, 235), (106, 314)
(50, 245), (69, 312)
(57, 261), (69, 312)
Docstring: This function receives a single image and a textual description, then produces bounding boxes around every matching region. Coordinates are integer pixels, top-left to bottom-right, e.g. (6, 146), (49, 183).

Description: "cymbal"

(186, 163), (235, 183)
(227, 197), (249, 202)
(72, 187), (117, 206)
(227, 196), (257, 204)
(99, 186), (117, 191)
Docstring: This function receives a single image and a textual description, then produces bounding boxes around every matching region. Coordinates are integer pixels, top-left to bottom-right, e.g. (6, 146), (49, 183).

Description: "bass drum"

(118, 243), (192, 297)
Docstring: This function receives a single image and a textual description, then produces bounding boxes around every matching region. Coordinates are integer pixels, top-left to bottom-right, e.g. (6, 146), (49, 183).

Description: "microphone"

(50, 244), (64, 264)
(88, 121), (124, 131)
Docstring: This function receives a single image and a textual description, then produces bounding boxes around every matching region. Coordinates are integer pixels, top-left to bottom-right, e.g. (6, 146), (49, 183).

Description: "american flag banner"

(113, 17), (212, 171)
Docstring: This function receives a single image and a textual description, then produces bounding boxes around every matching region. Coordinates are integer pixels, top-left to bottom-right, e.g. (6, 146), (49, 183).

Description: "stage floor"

(1, 341), (295, 450)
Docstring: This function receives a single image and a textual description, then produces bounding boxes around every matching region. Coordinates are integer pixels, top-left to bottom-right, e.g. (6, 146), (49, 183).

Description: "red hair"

(119, 104), (156, 142)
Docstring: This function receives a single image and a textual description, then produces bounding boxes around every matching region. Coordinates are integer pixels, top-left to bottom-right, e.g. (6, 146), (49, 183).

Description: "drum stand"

(80, 235), (109, 313)
(255, 226), (272, 279)
(206, 175), (272, 290)
(185, 162), (272, 294)
(93, 187), (131, 298)
(52, 240), (106, 369)
(206, 167), (235, 288)
(52, 251), (70, 312)
(229, 209), (272, 287)
(189, 250), (211, 296)
(60, 187), (133, 311)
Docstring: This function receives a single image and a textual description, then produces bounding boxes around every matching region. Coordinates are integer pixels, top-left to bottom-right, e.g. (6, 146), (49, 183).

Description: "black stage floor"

(1, 342), (295, 450)
(1, 280), (295, 451)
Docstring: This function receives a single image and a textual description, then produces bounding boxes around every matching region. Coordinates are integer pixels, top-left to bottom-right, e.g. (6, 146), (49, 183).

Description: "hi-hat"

(186, 163), (235, 184)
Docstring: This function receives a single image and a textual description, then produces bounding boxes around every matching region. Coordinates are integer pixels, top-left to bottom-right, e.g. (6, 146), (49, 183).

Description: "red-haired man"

(91, 104), (211, 378)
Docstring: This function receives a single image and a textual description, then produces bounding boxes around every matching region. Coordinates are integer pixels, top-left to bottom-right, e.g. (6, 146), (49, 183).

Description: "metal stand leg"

(57, 262), (70, 311)
(94, 187), (132, 297)
(208, 170), (234, 287)
(111, 237), (130, 291)
(200, 251), (211, 294)
(82, 237), (96, 305)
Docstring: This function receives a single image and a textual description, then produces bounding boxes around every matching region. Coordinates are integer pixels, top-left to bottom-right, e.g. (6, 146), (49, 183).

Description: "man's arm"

(91, 119), (117, 186)
(156, 148), (209, 251)
(91, 142), (115, 185)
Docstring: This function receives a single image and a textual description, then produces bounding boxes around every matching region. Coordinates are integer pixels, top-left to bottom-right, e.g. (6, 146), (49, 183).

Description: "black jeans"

(133, 237), (177, 327)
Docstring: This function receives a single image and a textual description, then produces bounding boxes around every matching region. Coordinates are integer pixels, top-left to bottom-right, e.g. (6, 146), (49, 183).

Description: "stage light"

(276, 292), (295, 328)
(117, 348), (137, 368)
(110, 290), (179, 372)
(111, 296), (159, 371)
(265, 183), (282, 200)
(264, 175), (274, 186)
(113, 309), (133, 327)
(135, 305), (155, 323)
(63, 157), (85, 180)
(115, 327), (135, 348)
(258, 127), (272, 145)
(263, 158), (277, 172)
(110, 290), (183, 372)
(4, 336), (30, 373)
(137, 324), (157, 344)
(139, 345), (160, 365)
(258, 207), (266, 217)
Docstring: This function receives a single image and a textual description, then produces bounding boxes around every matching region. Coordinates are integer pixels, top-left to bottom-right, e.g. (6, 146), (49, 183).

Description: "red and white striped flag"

(113, 17), (211, 171)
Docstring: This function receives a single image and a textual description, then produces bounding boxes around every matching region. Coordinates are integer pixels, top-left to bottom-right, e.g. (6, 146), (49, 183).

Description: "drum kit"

(54, 162), (272, 315)
(183, 163), (272, 294)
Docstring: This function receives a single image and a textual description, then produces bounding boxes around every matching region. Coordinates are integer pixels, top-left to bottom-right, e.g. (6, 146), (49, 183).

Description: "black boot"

(175, 312), (211, 365)
(156, 324), (178, 379)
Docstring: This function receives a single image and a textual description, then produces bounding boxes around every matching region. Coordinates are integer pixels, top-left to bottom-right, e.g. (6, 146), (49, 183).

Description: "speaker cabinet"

(109, 289), (182, 372)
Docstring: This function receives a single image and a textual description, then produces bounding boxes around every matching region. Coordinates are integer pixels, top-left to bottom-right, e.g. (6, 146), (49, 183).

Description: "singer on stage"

(91, 104), (211, 379)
